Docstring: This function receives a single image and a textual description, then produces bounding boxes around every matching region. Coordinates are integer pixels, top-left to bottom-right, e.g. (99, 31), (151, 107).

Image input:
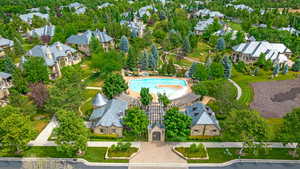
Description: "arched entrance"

(152, 131), (161, 141)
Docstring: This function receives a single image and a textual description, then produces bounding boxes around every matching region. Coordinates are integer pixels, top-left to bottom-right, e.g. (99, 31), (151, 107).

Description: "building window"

(212, 130), (217, 132)
(192, 107), (197, 111)
(112, 129), (116, 133)
(194, 113), (199, 117)
(100, 129), (104, 133)
(193, 130), (199, 133)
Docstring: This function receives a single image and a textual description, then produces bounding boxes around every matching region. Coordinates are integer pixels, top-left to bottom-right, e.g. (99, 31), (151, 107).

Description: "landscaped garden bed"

(105, 143), (139, 160)
(174, 143), (209, 160)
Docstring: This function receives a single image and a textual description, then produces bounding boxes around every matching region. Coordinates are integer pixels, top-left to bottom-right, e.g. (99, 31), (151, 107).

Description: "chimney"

(56, 42), (63, 51)
(46, 47), (53, 59)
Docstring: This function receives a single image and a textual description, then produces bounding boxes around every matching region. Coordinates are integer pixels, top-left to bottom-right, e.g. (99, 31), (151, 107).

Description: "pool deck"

(124, 76), (192, 101)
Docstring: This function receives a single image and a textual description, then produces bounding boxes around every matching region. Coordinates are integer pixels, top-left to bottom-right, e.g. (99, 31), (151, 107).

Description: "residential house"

(27, 42), (80, 79)
(97, 2), (113, 9)
(89, 94), (128, 137)
(232, 41), (292, 64)
(136, 5), (157, 18)
(0, 37), (14, 57)
(185, 102), (220, 136)
(66, 29), (114, 53)
(194, 18), (214, 35)
(193, 9), (224, 18)
(0, 72), (12, 100)
(120, 19), (146, 38)
(278, 26), (300, 36)
(27, 25), (55, 43)
(62, 2), (86, 14)
(226, 4), (254, 12)
(19, 12), (49, 24)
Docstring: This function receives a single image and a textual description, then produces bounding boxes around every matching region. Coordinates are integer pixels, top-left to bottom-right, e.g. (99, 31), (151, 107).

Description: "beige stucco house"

(0, 72), (12, 101)
(89, 93), (127, 137)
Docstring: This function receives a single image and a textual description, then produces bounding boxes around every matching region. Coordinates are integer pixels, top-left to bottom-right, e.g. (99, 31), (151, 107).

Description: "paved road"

(190, 162), (300, 169)
(2, 161), (300, 169)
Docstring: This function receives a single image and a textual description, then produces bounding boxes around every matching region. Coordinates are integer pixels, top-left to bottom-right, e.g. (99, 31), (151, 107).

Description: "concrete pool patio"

(124, 76), (192, 101)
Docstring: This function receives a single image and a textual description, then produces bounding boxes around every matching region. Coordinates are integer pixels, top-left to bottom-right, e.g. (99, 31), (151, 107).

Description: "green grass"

(0, 146), (128, 163)
(188, 148), (300, 163)
(108, 147), (138, 157)
(176, 147), (207, 158)
(228, 22), (243, 31)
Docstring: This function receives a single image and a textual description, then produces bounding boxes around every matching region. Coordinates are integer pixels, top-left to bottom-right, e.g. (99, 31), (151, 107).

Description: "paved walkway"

(28, 117), (58, 146)
(129, 142), (187, 169)
(86, 86), (102, 90)
(228, 79), (242, 100)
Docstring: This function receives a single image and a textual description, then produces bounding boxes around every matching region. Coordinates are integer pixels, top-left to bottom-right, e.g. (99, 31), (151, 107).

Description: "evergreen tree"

(222, 56), (232, 79)
(89, 37), (103, 54)
(273, 63), (280, 77)
(140, 51), (148, 70)
(126, 48), (138, 70)
(148, 53), (157, 70)
(140, 88), (153, 106)
(11, 68), (28, 94)
(292, 59), (300, 72)
(0, 56), (16, 73)
(131, 29), (138, 38)
(13, 38), (25, 57)
(216, 37), (225, 51)
(182, 36), (191, 53)
(205, 56), (213, 67)
(151, 44), (158, 61)
(282, 64), (289, 75)
(188, 62), (198, 78)
(120, 35), (129, 53)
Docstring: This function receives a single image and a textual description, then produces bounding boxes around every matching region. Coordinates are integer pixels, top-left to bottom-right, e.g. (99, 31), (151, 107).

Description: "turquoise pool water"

(129, 78), (187, 98)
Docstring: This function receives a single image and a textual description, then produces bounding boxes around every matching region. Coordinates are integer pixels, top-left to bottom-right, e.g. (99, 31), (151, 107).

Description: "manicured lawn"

(266, 118), (284, 141)
(188, 148), (300, 163)
(232, 70), (300, 106)
(228, 22), (243, 31)
(188, 41), (212, 62)
(30, 113), (51, 139)
(175, 147), (207, 158)
(108, 147), (138, 157)
(0, 147), (128, 163)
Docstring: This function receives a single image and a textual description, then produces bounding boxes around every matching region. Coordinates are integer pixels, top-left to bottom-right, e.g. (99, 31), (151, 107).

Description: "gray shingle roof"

(137, 5), (157, 17)
(185, 102), (220, 129)
(194, 9), (224, 18)
(27, 42), (77, 66)
(232, 41), (291, 63)
(66, 30), (113, 45)
(120, 20), (145, 34)
(0, 37), (14, 48)
(90, 99), (128, 127)
(98, 2), (113, 9)
(19, 12), (49, 23)
(226, 4), (254, 12)
(28, 25), (55, 37)
(194, 18), (214, 32)
(0, 72), (11, 79)
(93, 93), (108, 108)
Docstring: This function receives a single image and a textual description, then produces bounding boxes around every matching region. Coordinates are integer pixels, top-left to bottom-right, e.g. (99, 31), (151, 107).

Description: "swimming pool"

(128, 78), (188, 99)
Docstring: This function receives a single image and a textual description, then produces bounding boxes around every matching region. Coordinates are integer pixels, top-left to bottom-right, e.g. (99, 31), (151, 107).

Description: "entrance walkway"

(129, 142), (187, 169)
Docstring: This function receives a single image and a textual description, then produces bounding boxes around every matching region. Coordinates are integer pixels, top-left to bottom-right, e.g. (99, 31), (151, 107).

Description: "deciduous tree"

(102, 73), (128, 99)
(123, 107), (149, 137)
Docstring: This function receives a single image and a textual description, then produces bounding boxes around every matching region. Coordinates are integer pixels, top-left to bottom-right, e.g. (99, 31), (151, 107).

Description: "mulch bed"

(250, 78), (300, 118)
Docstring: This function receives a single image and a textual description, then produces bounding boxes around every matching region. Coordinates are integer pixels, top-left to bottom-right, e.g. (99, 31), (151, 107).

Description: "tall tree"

(223, 109), (270, 141)
(216, 37), (225, 51)
(292, 59), (300, 72)
(0, 106), (35, 154)
(140, 51), (149, 70)
(0, 56), (16, 73)
(126, 47), (138, 70)
(222, 56), (232, 79)
(282, 64), (289, 75)
(89, 37), (103, 54)
(164, 107), (192, 140)
(140, 88), (153, 107)
(273, 63), (280, 77)
(11, 68), (28, 94)
(29, 82), (49, 109)
(54, 109), (88, 157)
(182, 36), (191, 53)
(193, 64), (209, 81)
(209, 62), (224, 79)
(120, 35), (129, 53)
(23, 57), (49, 83)
(151, 44), (158, 62)
(102, 73), (128, 99)
(91, 50), (124, 74)
(123, 107), (149, 137)
(280, 108), (300, 156)
(158, 93), (170, 108)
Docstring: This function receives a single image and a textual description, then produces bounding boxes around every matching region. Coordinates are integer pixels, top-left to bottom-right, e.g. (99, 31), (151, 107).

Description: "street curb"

(1, 157), (300, 167)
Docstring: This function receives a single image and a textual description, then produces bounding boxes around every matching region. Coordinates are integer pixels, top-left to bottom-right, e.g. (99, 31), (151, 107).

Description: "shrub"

(189, 143), (205, 153)
(110, 142), (132, 152)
